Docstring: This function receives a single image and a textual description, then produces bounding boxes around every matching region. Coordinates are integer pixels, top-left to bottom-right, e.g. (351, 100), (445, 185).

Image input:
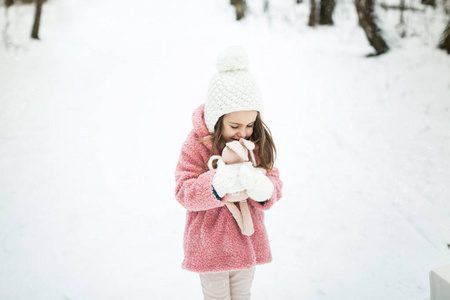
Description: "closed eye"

(230, 122), (254, 129)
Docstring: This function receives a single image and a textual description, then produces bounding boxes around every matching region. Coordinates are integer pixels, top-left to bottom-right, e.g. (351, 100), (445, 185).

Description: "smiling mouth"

(231, 137), (247, 141)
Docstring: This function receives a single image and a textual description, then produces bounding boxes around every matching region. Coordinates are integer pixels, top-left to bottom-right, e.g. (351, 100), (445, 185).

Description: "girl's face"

(221, 110), (258, 143)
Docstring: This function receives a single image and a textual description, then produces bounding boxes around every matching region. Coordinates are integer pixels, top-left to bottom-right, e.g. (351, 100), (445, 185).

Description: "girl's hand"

(239, 164), (260, 191)
(239, 165), (274, 202)
(212, 160), (245, 198)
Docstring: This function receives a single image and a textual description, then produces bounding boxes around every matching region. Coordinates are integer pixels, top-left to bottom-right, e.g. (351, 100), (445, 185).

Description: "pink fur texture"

(175, 105), (283, 273)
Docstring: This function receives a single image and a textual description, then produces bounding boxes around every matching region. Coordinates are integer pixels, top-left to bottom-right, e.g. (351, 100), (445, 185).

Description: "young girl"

(175, 46), (283, 300)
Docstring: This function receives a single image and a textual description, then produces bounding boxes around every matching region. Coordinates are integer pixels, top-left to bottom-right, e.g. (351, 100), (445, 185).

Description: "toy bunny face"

(222, 138), (255, 165)
(222, 146), (247, 164)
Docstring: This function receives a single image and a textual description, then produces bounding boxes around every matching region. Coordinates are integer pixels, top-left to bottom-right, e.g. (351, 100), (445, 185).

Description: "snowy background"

(1, 0), (449, 299)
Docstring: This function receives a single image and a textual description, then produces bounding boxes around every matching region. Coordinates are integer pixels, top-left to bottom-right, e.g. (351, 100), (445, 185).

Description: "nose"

(237, 128), (246, 138)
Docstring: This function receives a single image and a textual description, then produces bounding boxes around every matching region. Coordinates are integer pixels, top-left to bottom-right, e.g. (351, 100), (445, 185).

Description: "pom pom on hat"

(216, 46), (250, 73)
(204, 46), (264, 133)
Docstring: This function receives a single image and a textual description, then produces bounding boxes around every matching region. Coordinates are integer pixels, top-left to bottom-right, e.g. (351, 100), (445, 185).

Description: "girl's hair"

(204, 112), (277, 172)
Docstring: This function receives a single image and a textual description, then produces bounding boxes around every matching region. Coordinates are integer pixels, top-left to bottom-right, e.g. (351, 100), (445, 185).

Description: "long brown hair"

(204, 112), (277, 172)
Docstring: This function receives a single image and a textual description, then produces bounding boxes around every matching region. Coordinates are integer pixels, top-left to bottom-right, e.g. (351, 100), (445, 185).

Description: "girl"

(175, 46), (283, 300)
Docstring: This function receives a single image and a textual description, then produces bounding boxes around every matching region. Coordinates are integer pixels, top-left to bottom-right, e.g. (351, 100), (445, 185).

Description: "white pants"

(199, 267), (255, 300)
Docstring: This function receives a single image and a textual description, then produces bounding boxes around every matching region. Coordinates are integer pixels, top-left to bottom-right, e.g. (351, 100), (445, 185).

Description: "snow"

(0, 0), (449, 299)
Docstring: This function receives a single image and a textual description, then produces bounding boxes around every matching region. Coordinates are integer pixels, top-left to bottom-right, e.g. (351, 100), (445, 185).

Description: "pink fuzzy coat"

(175, 105), (283, 273)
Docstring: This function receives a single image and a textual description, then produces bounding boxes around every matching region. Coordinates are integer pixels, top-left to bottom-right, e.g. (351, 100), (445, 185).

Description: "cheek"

(246, 127), (254, 137)
(222, 127), (234, 139)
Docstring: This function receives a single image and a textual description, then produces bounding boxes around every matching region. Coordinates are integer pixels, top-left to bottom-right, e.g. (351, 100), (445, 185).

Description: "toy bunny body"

(208, 138), (264, 236)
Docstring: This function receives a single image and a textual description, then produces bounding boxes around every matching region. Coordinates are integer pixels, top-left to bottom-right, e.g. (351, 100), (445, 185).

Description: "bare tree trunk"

(439, 20), (450, 54)
(444, 0), (450, 15)
(397, 0), (407, 37)
(355, 0), (389, 55)
(421, 0), (436, 7)
(263, 0), (269, 13)
(319, 0), (335, 25)
(31, 0), (44, 40)
(308, 0), (318, 26)
(231, 0), (246, 20)
(3, 0), (14, 48)
(399, 0), (405, 24)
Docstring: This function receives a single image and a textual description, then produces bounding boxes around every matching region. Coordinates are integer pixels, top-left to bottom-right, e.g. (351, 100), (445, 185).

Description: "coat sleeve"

(175, 133), (226, 212)
(248, 166), (283, 211)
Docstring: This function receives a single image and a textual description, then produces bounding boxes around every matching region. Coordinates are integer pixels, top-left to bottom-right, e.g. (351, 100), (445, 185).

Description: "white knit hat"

(204, 46), (264, 133)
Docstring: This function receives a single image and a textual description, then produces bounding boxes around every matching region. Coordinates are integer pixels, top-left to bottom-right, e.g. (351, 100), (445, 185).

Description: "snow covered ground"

(1, 0), (449, 299)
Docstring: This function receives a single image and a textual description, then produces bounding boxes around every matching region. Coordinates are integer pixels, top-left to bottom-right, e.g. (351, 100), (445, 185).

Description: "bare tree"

(319, 0), (335, 25)
(308, 0), (318, 26)
(230, 0), (246, 20)
(444, 0), (450, 15)
(309, 0), (335, 26)
(263, 0), (269, 13)
(421, 0), (436, 7)
(355, 0), (389, 55)
(31, 0), (44, 39)
(439, 20), (450, 53)
(3, 0), (14, 48)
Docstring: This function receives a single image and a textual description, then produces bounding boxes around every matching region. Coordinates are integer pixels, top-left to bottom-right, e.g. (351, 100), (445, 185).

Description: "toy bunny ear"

(225, 141), (249, 161)
(240, 138), (257, 167)
(239, 138), (255, 151)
